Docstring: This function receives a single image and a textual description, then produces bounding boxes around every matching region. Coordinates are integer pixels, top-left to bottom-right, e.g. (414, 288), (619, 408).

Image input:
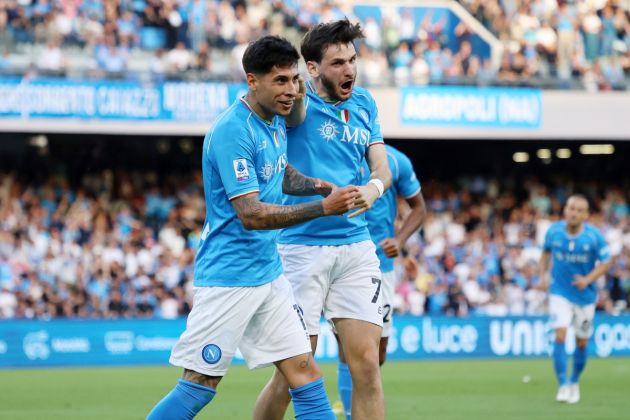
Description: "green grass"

(0, 358), (628, 419)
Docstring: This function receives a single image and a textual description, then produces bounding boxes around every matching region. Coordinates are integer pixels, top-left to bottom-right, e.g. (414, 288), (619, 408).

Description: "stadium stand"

(0, 0), (627, 89)
(0, 1), (628, 320)
(1, 164), (628, 320)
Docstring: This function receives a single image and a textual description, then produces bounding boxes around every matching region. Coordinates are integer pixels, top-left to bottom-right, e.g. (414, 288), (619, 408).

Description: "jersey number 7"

(371, 278), (381, 303)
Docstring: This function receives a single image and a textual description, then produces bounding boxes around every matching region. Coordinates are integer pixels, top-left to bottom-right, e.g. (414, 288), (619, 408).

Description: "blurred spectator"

(410, 43), (430, 85)
(0, 0), (624, 89)
(37, 38), (65, 73)
(1, 167), (629, 320)
(166, 40), (192, 73)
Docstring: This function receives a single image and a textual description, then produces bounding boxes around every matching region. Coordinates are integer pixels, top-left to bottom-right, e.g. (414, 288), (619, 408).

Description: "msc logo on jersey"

(319, 119), (339, 142)
(319, 119), (370, 145)
(201, 344), (222, 364)
(259, 153), (288, 182)
(233, 159), (250, 182)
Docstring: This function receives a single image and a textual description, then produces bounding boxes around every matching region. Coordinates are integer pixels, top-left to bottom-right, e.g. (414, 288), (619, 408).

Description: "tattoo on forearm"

(283, 164), (317, 196)
(232, 194), (324, 230)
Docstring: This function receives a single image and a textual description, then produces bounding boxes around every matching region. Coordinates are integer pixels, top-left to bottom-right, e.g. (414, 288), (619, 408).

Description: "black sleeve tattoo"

(231, 193), (324, 230)
(282, 164), (318, 196)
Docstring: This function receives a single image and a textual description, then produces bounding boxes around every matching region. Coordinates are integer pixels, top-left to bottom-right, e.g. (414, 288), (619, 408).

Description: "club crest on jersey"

(201, 344), (222, 364)
(233, 159), (249, 181)
(319, 119), (339, 142)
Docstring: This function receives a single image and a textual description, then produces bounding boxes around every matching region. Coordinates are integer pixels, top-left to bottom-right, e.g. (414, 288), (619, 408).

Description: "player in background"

(254, 19), (392, 420)
(147, 35), (359, 420)
(539, 194), (611, 404)
(336, 144), (426, 419)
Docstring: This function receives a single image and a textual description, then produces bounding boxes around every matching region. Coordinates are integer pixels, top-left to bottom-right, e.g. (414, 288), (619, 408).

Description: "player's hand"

(534, 281), (549, 292)
(296, 76), (306, 101)
(322, 185), (359, 216)
(572, 275), (590, 290)
(348, 183), (380, 218)
(380, 237), (401, 258)
(313, 178), (336, 197)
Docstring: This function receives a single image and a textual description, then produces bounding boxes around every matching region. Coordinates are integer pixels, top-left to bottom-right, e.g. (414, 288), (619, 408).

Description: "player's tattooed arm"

(282, 164), (335, 197)
(232, 188), (358, 230)
(232, 193), (323, 230)
(282, 164), (317, 196)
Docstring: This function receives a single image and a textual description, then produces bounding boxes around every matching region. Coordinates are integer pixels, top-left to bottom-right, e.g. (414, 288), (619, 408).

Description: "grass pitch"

(0, 358), (628, 419)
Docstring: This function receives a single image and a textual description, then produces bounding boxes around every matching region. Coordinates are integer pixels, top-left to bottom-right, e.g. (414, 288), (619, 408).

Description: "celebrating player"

(254, 19), (392, 420)
(337, 144), (426, 419)
(147, 35), (359, 420)
(540, 194), (611, 404)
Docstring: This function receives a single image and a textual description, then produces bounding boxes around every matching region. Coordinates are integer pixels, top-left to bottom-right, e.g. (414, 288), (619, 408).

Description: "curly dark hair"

(300, 19), (365, 63)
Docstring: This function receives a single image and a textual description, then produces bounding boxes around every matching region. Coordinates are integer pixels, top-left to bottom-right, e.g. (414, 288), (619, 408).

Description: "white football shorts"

(549, 294), (596, 339)
(169, 275), (311, 376)
(381, 270), (396, 338)
(278, 240), (383, 335)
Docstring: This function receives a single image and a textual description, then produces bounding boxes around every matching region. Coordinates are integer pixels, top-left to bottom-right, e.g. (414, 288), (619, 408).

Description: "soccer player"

(337, 144), (426, 419)
(147, 36), (360, 420)
(254, 20), (392, 420)
(540, 194), (611, 404)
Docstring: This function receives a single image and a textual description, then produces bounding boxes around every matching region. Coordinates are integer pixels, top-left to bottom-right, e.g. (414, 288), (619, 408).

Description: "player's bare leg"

(182, 369), (222, 389)
(274, 350), (321, 388)
(336, 334), (388, 418)
(253, 336), (319, 420)
(379, 337), (388, 366)
(334, 318), (384, 420)
(337, 335), (388, 366)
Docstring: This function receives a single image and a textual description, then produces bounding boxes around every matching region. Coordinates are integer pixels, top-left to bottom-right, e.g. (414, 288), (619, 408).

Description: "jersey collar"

(563, 222), (584, 238)
(239, 96), (274, 126)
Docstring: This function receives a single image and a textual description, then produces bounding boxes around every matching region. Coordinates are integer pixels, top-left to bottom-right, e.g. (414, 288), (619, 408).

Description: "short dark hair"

(242, 35), (300, 74)
(301, 19), (365, 63)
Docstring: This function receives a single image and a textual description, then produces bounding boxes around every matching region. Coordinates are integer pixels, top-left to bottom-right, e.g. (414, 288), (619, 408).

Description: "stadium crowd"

(0, 0), (628, 89)
(1, 169), (628, 320)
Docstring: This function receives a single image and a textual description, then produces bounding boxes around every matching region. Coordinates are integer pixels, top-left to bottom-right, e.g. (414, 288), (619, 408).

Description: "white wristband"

(368, 178), (384, 198)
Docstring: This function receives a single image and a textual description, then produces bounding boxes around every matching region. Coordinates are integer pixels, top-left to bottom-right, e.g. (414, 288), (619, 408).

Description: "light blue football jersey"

(364, 145), (421, 273)
(543, 221), (611, 305)
(279, 82), (384, 245)
(195, 97), (288, 287)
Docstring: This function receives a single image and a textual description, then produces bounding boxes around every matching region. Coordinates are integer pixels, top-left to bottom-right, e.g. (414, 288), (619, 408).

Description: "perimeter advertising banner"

(0, 78), (247, 122)
(1, 315), (629, 368)
(400, 86), (542, 129)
